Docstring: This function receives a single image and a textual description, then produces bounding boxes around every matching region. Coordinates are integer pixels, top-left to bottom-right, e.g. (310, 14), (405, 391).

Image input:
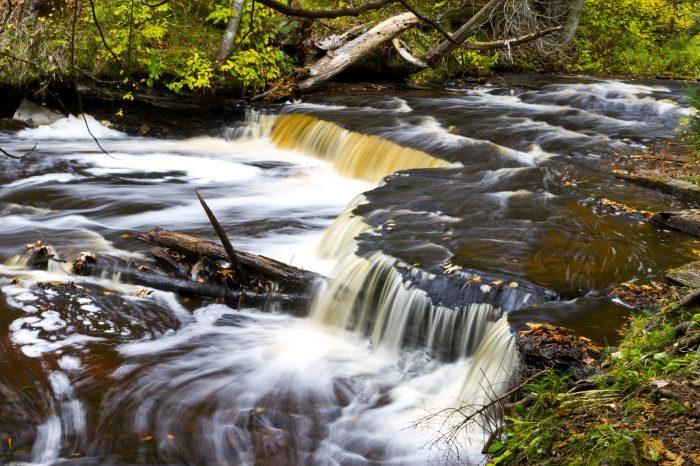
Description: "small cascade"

(223, 109), (278, 140)
(4, 243), (70, 275)
(311, 251), (509, 361)
(270, 113), (454, 182)
(316, 194), (370, 260)
(458, 317), (519, 402)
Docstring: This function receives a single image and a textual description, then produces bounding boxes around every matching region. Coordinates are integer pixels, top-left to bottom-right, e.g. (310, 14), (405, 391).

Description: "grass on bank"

(488, 295), (700, 465)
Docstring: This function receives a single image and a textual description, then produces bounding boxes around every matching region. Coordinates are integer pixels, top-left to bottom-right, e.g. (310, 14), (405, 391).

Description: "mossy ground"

(489, 285), (700, 465)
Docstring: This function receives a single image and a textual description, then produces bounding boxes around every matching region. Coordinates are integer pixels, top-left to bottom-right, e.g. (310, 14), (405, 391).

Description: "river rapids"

(0, 75), (696, 465)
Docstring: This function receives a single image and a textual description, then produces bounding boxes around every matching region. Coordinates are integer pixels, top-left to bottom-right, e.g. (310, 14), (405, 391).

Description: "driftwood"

(72, 253), (310, 311)
(152, 247), (191, 279)
(298, 12), (420, 91)
(136, 227), (324, 293)
(194, 189), (250, 287)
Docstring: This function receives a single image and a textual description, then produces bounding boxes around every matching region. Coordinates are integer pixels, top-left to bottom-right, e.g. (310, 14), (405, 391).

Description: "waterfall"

(311, 250), (512, 360)
(223, 109), (277, 140)
(270, 113), (454, 182)
(227, 105), (520, 456)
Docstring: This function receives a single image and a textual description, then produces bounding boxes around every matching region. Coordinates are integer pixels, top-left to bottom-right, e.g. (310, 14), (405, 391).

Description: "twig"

(87, 0), (125, 70)
(396, 0), (455, 43)
(76, 90), (115, 158)
(194, 189), (250, 288)
(140, 0), (169, 7)
(0, 147), (23, 159)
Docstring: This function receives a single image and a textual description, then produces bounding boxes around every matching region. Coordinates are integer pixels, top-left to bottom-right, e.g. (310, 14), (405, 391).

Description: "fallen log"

(151, 247), (191, 279)
(136, 227), (324, 293)
(72, 253), (311, 312)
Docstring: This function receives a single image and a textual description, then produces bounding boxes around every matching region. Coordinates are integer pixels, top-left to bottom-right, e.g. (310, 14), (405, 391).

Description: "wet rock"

(677, 330), (700, 351)
(666, 261), (700, 289)
(516, 323), (600, 380)
(652, 209), (700, 237)
(12, 99), (63, 127)
(616, 170), (700, 204)
(0, 118), (27, 131)
(675, 321), (696, 337)
(679, 288), (700, 308)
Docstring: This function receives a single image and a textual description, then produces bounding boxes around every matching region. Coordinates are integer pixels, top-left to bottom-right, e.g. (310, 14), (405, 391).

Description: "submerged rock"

(12, 98), (64, 127)
(652, 209), (700, 237)
(666, 261), (700, 288)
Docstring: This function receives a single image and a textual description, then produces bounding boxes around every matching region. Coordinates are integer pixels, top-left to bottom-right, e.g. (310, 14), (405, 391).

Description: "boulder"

(652, 209), (700, 237)
(666, 261), (700, 289)
(12, 99), (64, 127)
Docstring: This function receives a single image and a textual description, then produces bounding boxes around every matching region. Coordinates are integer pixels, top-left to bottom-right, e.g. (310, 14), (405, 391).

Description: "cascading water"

(269, 113), (455, 182)
(0, 76), (696, 464)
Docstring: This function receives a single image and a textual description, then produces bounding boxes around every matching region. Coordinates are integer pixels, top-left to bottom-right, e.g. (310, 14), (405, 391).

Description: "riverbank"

(489, 140), (700, 465)
(493, 286), (700, 465)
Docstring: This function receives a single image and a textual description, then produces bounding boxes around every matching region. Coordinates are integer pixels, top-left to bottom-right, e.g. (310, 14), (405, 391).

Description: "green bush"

(569, 0), (700, 78)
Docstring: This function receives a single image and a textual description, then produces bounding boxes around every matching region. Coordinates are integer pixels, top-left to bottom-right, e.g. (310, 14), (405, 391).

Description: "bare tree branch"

(392, 37), (427, 68)
(396, 0), (455, 43)
(256, 0), (397, 19)
(461, 25), (563, 50)
(424, 0), (506, 64)
(194, 189), (251, 288)
(87, 0), (125, 69)
(0, 147), (24, 159)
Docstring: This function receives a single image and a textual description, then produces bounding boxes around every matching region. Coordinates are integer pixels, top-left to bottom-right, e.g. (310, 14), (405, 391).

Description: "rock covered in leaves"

(666, 261), (700, 289)
(517, 323), (600, 379)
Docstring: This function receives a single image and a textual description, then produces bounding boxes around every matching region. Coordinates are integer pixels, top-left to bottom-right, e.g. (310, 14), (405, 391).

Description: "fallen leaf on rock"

(650, 378), (670, 389)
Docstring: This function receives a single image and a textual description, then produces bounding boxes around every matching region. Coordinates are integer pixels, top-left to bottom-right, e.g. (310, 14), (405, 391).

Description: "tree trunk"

(217, 0), (246, 62)
(72, 253), (311, 312)
(561, 0), (584, 45)
(423, 0), (505, 65)
(298, 12), (419, 91)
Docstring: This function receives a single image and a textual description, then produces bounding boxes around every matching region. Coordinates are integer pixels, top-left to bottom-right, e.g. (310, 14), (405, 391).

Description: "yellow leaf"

(508, 282), (519, 288)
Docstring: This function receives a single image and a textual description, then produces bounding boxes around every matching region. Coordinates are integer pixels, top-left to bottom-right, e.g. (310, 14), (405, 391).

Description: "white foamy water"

(106, 304), (514, 464)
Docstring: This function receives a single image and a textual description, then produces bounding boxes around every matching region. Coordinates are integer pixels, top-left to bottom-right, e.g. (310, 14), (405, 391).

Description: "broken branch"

(194, 189), (250, 287)
(257, 0), (396, 19)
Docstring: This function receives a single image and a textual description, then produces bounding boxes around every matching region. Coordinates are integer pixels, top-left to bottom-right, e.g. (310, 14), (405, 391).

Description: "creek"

(0, 75), (695, 464)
